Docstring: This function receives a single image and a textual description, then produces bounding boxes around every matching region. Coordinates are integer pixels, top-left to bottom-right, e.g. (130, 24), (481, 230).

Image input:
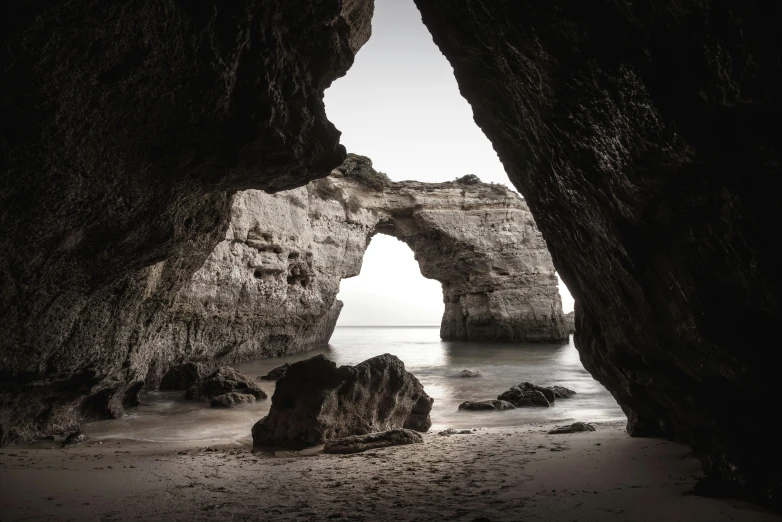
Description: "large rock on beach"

(323, 429), (423, 455)
(186, 367), (267, 402)
(252, 354), (433, 448)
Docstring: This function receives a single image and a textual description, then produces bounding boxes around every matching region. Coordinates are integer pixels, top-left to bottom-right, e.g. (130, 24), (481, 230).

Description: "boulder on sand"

(210, 392), (256, 408)
(454, 370), (482, 378)
(252, 354), (433, 448)
(458, 400), (516, 411)
(186, 367), (267, 402)
(323, 429), (423, 454)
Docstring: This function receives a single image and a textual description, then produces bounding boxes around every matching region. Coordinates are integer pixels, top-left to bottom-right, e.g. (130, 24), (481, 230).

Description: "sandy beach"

(1, 420), (778, 521)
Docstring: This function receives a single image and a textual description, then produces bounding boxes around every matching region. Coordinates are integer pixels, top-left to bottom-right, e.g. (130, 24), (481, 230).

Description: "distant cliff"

(148, 155), (568, 377)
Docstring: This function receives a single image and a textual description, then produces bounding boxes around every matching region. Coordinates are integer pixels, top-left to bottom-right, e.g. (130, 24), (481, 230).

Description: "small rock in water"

(497, 385), (551, 407)
(210, 392), (256, 408)
(548, 422), (596, 434)
(454, 370), (482, 378)
(323, 429), (423, 455)
(61, 431), (88, 448)
(258, 363), (290, 381)
(458, 400), (516, 411)
(547, 385), (577, 399)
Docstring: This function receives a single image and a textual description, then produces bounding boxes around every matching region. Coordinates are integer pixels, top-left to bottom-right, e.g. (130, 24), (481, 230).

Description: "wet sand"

(1, 421), (778, 521)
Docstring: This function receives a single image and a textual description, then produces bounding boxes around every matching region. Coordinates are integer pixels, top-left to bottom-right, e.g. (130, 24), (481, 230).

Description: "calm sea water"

(85, 327), (625, 442)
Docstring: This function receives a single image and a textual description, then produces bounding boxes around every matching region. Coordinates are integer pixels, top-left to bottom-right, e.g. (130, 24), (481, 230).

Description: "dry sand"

(1, 421), (779, 521)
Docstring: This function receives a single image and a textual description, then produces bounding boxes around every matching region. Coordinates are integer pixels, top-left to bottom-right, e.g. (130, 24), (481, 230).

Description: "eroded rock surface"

(323, 429), (423, 455)
(0, 0), (374, 444)
(152, 155), (567, 370)
(414, 0), (782, 503)
(252, 354), (432, 448)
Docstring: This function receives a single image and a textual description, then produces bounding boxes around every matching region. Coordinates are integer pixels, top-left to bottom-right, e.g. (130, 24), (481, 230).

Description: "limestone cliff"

(150, 155), (567, 372)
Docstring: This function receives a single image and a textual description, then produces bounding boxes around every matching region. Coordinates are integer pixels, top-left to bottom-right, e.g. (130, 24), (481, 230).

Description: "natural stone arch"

(146, 155), (567, 379)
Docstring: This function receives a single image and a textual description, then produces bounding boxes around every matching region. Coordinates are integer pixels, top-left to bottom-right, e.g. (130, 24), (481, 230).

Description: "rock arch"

(148, 155), (567, 375)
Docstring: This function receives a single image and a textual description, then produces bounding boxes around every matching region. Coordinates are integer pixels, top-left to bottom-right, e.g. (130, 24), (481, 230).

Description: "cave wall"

(149, 155), (567, 375)
(414, 0), (782, 504)
(0, 0), (374, 444)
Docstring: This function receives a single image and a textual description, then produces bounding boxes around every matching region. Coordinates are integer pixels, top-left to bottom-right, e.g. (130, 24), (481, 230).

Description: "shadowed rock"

(186, 367), (267, 402)
(259, 364), (290, 382)
(210, 393), (256, 409)
(159, 363), (211, 391)
(323, 429), (423, 455)
(61, 431), (87, 448)
(458, 400), (516, 411)
(252, 354), (433, 448)
(548, 423), (596, 434)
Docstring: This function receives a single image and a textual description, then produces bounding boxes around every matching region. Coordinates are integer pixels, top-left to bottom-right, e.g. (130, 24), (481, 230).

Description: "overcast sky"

(325, 0), (574, 325)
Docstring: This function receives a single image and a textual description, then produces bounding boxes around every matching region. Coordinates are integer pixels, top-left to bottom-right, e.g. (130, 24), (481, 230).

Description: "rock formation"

(252, 354), (432, 448)
(146, 154), (567, 372)
(3, 0), (781, 507)
(414, 0), (782, 505)
(0, 1), (373, 444)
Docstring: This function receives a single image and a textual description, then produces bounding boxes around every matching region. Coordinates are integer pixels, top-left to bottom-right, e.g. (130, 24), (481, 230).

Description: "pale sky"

(325, 0), (574, 325)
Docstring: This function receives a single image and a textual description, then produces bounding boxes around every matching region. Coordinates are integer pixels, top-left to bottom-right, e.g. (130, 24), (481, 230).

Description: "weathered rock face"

(0, 0), (374, 444)
(150, 155), (567, 370)
(414, 0), (782, 504)
(252, 354), (432, 448)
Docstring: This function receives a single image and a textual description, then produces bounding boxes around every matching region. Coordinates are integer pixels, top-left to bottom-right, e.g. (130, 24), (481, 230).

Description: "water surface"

(86, 327), (625, 441)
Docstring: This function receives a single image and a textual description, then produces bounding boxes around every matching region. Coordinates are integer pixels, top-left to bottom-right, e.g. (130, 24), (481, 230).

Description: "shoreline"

(1, 421), (779, 521)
